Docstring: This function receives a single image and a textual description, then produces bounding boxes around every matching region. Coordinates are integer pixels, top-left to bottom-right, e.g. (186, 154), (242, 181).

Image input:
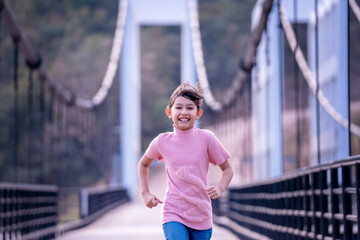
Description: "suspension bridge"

(0, 0), (360, 239)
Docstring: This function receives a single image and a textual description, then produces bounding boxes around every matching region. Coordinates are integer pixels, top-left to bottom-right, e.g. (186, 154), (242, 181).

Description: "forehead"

(173, 96), (196, 105)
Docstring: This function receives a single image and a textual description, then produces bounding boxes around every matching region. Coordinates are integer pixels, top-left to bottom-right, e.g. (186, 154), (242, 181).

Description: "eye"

(176, 107), (182, 109)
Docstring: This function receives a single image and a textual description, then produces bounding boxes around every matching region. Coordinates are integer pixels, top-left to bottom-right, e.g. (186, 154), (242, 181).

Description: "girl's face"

(166, 96), (203, 131)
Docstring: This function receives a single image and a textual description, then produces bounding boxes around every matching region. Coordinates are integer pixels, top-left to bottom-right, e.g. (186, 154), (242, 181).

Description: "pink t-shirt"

(145, 126), (231, 230)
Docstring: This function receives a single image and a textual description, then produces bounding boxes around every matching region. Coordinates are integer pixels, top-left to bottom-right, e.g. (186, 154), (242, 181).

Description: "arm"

(205, 159), (234, 199)
(137, 154), (163, 208)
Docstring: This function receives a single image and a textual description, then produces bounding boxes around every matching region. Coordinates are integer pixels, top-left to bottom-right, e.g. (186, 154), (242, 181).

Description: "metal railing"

(0, 183), (129, 239)
(213, 155), (360, 240)
(56, 186), (129, 237)
(86, 187), (129, 217)
(0, 183), (57, 240)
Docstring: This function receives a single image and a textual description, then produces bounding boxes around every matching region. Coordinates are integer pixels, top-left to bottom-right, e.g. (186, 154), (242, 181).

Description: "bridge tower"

(119, 0), (197, 198)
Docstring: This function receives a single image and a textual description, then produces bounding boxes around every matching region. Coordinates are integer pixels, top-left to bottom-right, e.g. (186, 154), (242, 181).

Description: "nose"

(180, 109), (188, 115)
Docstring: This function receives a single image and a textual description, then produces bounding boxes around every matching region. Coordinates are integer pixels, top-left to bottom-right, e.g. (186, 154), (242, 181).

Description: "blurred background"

(0, 0), (255, 187)
(1, 0), (360, 238)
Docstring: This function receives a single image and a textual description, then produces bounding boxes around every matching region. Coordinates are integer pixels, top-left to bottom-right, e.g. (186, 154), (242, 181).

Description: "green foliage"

(0, 0), (257, 186)
(199, 0), (255, 99)
(140, 26), (180, 152)
(1, 0), (119, 187)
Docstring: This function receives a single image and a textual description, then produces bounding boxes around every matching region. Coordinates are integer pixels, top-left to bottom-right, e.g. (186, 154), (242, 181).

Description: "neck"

(173, 125), (197, 136)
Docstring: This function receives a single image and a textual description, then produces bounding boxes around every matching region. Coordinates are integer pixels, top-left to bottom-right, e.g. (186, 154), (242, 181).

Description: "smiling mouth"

(179, 118), (190, 122)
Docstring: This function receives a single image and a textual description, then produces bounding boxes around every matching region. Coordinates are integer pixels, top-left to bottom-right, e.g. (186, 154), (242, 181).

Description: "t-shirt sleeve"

(208, 132), (231, 166)
(145, 135), (163, 162)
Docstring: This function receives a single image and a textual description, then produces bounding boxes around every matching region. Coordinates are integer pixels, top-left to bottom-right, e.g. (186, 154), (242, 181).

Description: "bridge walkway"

(58, 165), (238, 240)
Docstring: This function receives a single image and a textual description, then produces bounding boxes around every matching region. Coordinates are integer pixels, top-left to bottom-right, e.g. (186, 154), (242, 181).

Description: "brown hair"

(168, 82), (204, 110)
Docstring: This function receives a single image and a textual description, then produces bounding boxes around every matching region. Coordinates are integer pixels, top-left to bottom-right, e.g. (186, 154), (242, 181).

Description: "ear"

(165, 108), (172, 118)
(196, 109), (203, 120)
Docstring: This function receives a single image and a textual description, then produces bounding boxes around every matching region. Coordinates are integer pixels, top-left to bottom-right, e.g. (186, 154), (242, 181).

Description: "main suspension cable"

(188, 0), (274, 112)
(349, 0), (360, 22)
(279, 5), (360, 138)
(0, 0), (128, 109)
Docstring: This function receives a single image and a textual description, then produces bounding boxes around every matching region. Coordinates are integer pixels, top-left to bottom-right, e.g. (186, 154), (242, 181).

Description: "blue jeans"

(163, 221), (212, 240)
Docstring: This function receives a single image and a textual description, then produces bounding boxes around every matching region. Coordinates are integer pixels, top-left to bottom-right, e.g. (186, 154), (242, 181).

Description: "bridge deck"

(58, 165), (238, 240)
(58, 199), (237, 240)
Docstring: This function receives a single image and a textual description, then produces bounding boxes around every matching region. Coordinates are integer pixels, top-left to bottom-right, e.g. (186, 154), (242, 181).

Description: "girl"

(138, 82), (233, 240)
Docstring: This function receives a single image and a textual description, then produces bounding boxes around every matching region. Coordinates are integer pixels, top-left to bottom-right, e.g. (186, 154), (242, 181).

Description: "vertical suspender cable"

(96, 107), (101, 177)
(265, 27), (271, 177)
(13, 41), (19, 182)
(54, 99), (60, 186)
(294, 0), (301, 169)
(85, 112), (89, 186)
(97, 106), (101, 179)
(59, 102), (64, 187)
(61, 103), (67, 187)
(100, 107), (104, 177)
(245, 80), (250, 169)
(225, 107), (229, 157)
(278, 0), (285, 171)
(60, 102), (64, 187)
(315, 0), (321, 164)
(27, 69), (33, 183)
(49, 90), (54, 122)
(81, 110), (86, 186)
(347, 1), (352, 156)
(48, 90), (55, 184)
(0, 5), (2, 103)
(43, 86), (50, 184)
(262, 19), (270, 174)
(0, 7), (3, 177)
(39, 76), (45, 183)
(52, 93), (58, 186)
(231, 98), (235, 173)
(90, 110), (95, 186)
(103, 101), (109, 178)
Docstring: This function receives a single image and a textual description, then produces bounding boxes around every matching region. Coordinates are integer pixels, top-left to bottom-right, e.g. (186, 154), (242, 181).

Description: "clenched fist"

(142, 193), (163, 208)
(205, 186), (224, 199)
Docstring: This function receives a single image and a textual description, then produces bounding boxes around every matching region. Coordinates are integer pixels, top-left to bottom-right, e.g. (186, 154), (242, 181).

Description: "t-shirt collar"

(173, 125), (197, 136)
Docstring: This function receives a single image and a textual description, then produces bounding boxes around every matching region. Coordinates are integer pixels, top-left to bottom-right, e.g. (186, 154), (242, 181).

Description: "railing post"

(0, 188), (3, 239)
(15, 188), (20, 239)
(10, 188), (14, 239)
(356, 163), (360, 240)
(266, 184), (272, 237)
(283, 179), (291, 240)
(304, 173), (311, 240)
(274, 181), (281, 240)
(295, 176), (303, 240)
(280, 180), (285, 239)
(330, 168), (340, 239)
(267, 183), (272, 239)
(290, 178), (296, 240)
(319, 169), (328, 238)
(80, 189), (89, 218)
(3, 188), (8, 239)
(341, 165), (352, 239)
(312, 172), (320, 237)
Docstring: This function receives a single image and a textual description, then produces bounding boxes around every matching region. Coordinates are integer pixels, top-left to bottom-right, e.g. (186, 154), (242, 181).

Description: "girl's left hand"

(205, 186), (224, 199)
